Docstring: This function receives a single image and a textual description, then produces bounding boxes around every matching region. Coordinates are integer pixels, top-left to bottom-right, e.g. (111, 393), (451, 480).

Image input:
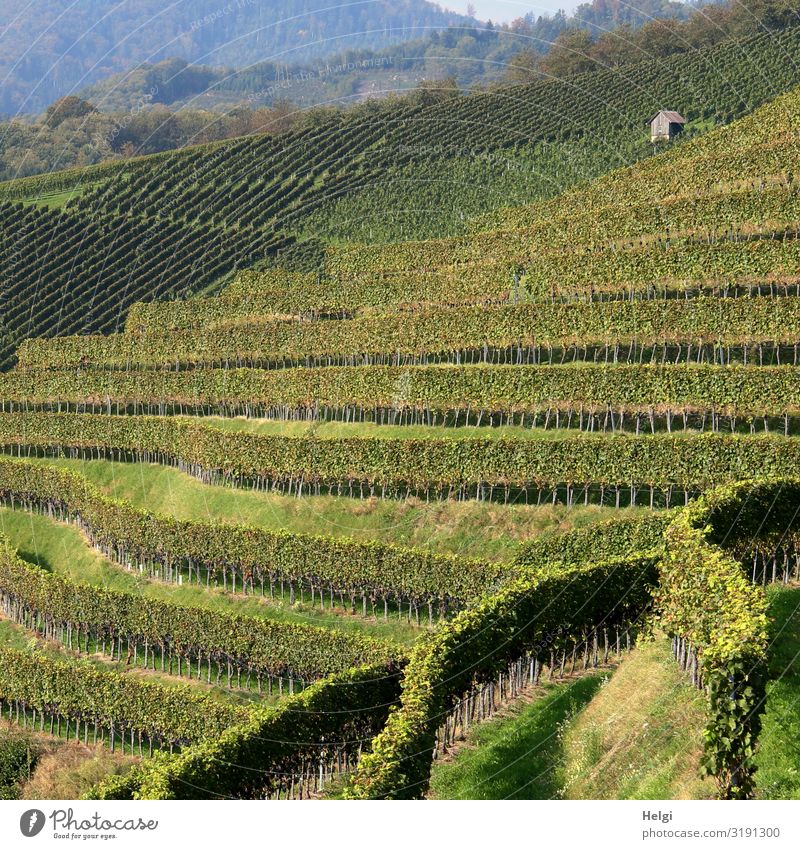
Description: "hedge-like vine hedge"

(346, 555), (658, 798)
(478, 178), (800, 246)
(658, 481), (784, 799)
(89, 663), (403, 800)
(124, 263), (517, 333)
(513, 512), (673, 571)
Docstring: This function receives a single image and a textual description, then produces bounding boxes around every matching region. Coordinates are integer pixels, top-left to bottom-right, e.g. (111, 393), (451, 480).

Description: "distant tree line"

(5, 0), (796, 182)
(507, 0), (800, 81)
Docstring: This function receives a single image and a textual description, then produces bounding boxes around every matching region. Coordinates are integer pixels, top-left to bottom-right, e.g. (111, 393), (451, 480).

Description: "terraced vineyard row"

(6, 364), (800, 432)
(5, 412), (800, 506)
(0, 453), (498, 613)
(350, 477), (797, 800)
(0, 645), (247, 756)
(21, 297), (800, 371)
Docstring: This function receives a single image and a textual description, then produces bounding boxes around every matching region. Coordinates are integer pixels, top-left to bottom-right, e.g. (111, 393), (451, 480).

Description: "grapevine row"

(0, 501), (395, 686)
(0, 454), (497, 613)
(6, 412), (800, 505)
(90, 664), (402, 800)
(0, 647), (247, 756)
(6, 364), (800, 430)
(25, 297), (800, 372)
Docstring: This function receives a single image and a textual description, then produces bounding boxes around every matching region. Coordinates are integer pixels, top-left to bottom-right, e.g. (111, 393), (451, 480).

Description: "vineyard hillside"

(3, 25), (800, 372)
(0, 34), (799, 803)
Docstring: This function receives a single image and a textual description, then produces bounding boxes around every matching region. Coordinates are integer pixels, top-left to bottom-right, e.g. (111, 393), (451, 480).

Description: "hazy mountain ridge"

(75, 1), (709, 114)
(0, 0), (475, 116)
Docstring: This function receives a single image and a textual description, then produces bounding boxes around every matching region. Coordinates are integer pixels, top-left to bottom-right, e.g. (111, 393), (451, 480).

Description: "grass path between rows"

(0, 506), (420, 645)
(19, 454), (642, 564)
(199, 416), (587, 442)
(428, 638), (713, 800)
(427, 672), (609, 800)
(755, 585), (800, 799)
(1, 718), (136, 801)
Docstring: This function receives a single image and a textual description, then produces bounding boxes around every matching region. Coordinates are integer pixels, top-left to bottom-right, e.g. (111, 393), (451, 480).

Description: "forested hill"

(0, 0), (717, 118)
(0, 0), (475, 116)
(75, 1), (704, 114)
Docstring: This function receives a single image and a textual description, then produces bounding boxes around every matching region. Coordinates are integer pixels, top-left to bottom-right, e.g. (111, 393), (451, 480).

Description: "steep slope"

(1, 25), (800, 372)
(0, 62), (797, 803)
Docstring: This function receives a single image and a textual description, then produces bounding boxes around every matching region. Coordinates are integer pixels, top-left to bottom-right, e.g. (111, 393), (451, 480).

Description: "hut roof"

(646, 110), (686, 126)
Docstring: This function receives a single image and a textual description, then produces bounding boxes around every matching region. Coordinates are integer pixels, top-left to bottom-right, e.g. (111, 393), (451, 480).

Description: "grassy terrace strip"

(23, 296), (800, 371)
(89, 663), (402, 800)
(8, 364), (800, 427)
(346, 556), (658, 799)
(11, 412), (800, 503)
(657, 481), (788, 799)
(0, 646), (247, 755)
(0, 454), (497, 615)
(0, 517), (395, 688)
